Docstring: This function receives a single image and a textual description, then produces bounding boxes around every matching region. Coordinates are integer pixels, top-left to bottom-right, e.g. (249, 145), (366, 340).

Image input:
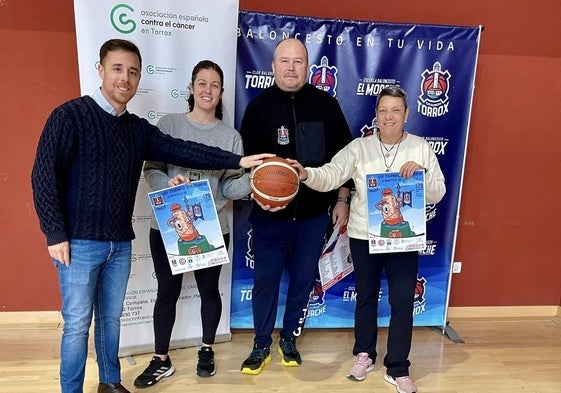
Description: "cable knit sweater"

(31, 96), (242, 246)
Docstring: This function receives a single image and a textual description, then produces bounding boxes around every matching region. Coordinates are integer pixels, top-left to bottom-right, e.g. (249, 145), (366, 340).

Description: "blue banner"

(232, 11), (481, 328)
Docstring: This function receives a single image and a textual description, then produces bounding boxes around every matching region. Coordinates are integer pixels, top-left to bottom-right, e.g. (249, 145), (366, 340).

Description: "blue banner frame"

(231, 11), (481, 329)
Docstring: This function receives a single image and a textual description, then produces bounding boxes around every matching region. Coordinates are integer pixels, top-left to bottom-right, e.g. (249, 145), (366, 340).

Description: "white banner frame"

(73, 0), (240, 356)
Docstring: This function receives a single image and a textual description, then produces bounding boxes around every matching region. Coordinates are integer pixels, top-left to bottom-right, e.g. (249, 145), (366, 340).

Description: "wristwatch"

(337, 196), (351, 204)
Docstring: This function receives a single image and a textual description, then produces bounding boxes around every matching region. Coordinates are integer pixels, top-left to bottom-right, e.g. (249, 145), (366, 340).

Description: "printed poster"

(318, 225), (354, 291)
(148, 180), (229, 274)
(367, 170), (426, 253)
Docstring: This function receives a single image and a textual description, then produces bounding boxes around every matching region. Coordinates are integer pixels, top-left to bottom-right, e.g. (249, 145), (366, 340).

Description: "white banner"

(73, 0), (240, 356)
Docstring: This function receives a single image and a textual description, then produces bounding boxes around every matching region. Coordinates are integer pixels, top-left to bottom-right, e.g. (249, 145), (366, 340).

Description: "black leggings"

(349, 238), (418, 377)
(150, 228), (228, 354)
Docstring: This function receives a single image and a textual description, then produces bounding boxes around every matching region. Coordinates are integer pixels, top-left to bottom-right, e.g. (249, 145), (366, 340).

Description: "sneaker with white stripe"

(134, 356), (175, 388)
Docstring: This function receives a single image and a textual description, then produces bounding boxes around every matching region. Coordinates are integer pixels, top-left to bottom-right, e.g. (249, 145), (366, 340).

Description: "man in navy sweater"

(31, 39), (270, 393)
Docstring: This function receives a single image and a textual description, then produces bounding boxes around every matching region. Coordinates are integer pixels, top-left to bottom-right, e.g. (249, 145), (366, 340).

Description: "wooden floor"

(2, 317), (561, 392)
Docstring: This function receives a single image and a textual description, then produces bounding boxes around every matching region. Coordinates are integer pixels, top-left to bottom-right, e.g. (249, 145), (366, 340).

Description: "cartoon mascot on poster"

(375, 187), (415, 238)
(167, 202), (215, 255)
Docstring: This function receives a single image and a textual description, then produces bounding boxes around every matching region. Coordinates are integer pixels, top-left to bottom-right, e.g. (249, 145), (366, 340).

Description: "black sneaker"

(277, 337), (301, 367)
(133, 356), (175, 388)
(240, 343), (271, 375)
(197, 346), (216, 377)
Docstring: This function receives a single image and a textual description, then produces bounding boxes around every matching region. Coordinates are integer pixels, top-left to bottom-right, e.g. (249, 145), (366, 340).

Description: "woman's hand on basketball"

(286, 158), (308, 181)
(168, 173), (190, 187)
(239, 153), (276, 169)
(251, 193), (287, 212)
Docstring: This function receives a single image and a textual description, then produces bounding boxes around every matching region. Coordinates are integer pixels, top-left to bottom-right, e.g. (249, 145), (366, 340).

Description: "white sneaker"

(346, 352), (374, 381)
(384, 373), (417, 393)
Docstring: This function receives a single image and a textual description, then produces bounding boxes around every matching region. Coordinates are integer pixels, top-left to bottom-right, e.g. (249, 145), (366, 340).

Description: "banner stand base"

(428, 322), (465, 344)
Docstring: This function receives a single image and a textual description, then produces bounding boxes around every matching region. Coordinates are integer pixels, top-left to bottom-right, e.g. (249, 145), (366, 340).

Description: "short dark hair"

(187, 60), (225, 120)
(376, 86), (409, 111)
(99, 39), (142, 68)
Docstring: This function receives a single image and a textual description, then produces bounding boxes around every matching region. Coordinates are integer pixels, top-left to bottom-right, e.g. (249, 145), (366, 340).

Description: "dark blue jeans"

(249, 212), (330, 347)
(57, 239), (131, 393)
(349, 238), (418, 378)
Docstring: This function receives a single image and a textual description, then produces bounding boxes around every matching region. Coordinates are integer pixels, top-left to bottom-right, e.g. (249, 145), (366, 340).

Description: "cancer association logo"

(417, 62), (451, 118)
(170, 88), (188, 101)
(309, 56), (338, 97)
(111, 4), (136, 34)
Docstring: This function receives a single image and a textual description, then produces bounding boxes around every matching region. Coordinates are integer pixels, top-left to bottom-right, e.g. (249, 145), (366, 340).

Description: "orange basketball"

(250, 157), (300, 207)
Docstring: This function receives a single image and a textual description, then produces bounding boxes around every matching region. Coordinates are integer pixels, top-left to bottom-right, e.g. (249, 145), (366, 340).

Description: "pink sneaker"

(346, 352), (374, 381)
(384, 373), (417, 393)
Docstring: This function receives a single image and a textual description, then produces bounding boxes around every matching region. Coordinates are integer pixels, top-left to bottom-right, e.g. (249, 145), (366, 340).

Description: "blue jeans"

(56, 239), (131, 393)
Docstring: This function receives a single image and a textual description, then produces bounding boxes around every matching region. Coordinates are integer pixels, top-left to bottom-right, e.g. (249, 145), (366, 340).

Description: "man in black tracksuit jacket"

(239, 38), (354, 375)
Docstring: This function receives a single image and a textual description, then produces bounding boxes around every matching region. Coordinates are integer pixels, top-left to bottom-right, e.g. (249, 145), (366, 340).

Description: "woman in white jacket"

(289, 86), (445, 393)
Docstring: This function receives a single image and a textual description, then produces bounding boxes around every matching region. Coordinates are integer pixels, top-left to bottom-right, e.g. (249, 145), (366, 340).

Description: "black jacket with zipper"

(241, 83), (353, 221)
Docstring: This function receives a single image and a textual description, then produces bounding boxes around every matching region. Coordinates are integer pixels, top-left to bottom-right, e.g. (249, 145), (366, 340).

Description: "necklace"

(378, 132), (404, 157)
(378, 132), (404, 172)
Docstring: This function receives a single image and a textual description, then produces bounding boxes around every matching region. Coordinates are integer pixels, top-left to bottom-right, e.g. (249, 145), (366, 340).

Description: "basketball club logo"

(413, 277), (427, 316)
(277, 125), (289, 145)
(309, 278), (326, 308)
(425, 203), (438, 221)
(309, 56), (338, 97)
(359, 118), (380, 137)
(417, 62), (451, 118)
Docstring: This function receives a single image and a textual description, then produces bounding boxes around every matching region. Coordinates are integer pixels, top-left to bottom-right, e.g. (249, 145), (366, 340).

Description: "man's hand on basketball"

(239, 153), (276, 169)
(286, 158), (308, 181)
(251, 193), (287, 212)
